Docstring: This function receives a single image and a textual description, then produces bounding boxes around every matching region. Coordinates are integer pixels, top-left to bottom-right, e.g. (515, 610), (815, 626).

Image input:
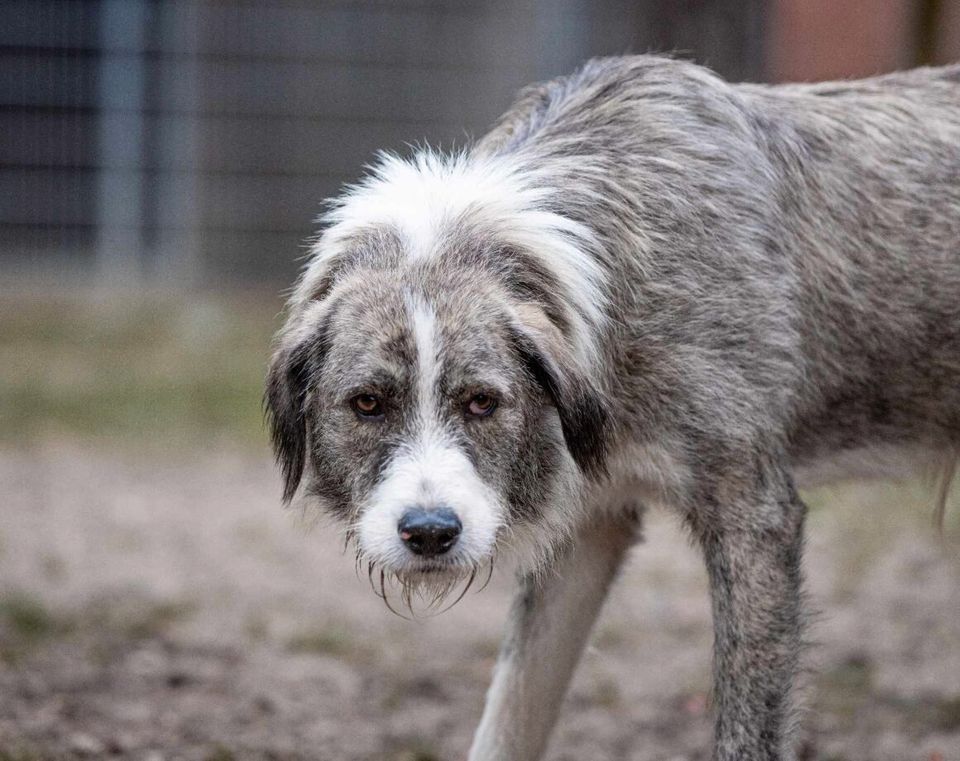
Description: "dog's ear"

(265, 323), (329, 502)
(508, 317), (609, 477)
(267, 241), (347, 503)
(265, 339), (311, 502)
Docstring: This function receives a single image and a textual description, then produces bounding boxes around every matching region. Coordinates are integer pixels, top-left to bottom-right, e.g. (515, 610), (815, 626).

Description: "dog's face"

(266, 155), (609, 604)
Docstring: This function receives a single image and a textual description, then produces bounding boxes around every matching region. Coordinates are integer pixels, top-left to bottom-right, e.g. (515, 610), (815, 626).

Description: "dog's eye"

(466, 393), (497, 418)
(351, 394), (384, 419)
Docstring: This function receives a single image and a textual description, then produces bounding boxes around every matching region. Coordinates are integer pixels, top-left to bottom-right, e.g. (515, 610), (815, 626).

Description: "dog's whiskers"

(437, 565), (477, 614)
(367, 561), (385, 599)
(379, 568), (412, 620)
(357, 559), (489, 618)
(477, 556), (496, 594)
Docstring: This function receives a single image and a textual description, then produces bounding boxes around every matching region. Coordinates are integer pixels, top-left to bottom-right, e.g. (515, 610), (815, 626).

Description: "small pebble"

(70, 732), (105, 755)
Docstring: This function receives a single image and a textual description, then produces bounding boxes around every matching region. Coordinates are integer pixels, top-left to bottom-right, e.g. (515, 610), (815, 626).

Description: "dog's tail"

(934, 449), (958, 534)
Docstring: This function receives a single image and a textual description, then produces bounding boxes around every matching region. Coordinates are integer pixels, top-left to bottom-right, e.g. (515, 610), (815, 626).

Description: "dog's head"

(266, 153), (610, 604)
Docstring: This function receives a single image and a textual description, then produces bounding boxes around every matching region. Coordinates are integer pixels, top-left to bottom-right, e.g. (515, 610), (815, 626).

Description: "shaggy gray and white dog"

(266, 56), (960, 760)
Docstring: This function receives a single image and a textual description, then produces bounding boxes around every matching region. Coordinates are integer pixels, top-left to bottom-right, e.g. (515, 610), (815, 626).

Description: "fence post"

(95, 0), (148, 283)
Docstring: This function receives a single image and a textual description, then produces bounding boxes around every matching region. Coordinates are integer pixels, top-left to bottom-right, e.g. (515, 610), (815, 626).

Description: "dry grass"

(0, 289), (283, 449)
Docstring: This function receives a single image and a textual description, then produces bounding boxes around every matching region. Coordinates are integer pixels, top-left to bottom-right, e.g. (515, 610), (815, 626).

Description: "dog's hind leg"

(467, 511), (638, 761)
(696, 465), (807, 761)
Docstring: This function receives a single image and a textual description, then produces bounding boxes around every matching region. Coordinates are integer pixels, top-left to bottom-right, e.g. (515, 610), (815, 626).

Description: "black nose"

(398, 508), (462, 557)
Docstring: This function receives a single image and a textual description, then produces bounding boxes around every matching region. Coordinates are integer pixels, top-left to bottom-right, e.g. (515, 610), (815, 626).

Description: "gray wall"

(1, 0), (767, 287)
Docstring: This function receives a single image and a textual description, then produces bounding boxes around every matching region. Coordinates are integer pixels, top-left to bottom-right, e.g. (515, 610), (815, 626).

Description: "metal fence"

(1, 0), (766, 287)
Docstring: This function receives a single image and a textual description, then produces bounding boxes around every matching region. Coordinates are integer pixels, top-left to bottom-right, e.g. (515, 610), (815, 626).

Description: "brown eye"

(466, 393), (497, 418)
(351, 394), (383, 419)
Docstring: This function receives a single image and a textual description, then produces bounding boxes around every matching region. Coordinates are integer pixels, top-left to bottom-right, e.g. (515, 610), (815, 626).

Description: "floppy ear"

(267, 241), (348, 502)
(265, 325), (329, 502)
(508, 321), (610, 477)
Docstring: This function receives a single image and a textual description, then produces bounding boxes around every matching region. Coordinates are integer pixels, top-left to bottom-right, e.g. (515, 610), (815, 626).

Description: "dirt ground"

(1, 441), (959, 761)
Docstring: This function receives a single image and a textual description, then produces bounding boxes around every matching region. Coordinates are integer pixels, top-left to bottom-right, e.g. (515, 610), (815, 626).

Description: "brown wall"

(769, 0), (916, 81)
(770, 0), (960, 82)
(933, 0), (960, 64)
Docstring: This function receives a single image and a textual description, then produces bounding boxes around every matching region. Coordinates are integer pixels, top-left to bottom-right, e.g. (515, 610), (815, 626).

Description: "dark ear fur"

(509, 325), (609, 477)
(264, 324), (328, 502)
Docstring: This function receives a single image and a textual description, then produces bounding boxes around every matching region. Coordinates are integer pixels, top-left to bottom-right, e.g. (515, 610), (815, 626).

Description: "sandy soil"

(1, 443), (958, 761)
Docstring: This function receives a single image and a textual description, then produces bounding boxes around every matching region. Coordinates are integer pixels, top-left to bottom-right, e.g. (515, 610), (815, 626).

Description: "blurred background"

(4, 0), (960, 286)
(1, 2), (959, 760)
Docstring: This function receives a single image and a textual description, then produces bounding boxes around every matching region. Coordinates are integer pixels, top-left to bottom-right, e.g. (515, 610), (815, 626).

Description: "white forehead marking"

(294, 150), (606, 366)
(405, 293), (440, 420)
(358, 293), (507, 572)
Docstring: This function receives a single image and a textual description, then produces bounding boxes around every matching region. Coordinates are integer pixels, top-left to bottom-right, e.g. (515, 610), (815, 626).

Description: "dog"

(266, 55), (960, 760)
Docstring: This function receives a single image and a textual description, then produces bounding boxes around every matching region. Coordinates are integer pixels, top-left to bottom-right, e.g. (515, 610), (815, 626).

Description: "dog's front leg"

(468, 512), (638, 761)
(698, 472), (807, 761)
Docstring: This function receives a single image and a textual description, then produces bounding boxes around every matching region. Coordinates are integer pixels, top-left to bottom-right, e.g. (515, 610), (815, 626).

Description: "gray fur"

(267, 56), (960, 760)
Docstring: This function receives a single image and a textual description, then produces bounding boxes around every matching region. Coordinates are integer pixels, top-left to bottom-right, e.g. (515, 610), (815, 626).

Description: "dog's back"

(477, 57), (960, 486)
(741, 69), (960, 472)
